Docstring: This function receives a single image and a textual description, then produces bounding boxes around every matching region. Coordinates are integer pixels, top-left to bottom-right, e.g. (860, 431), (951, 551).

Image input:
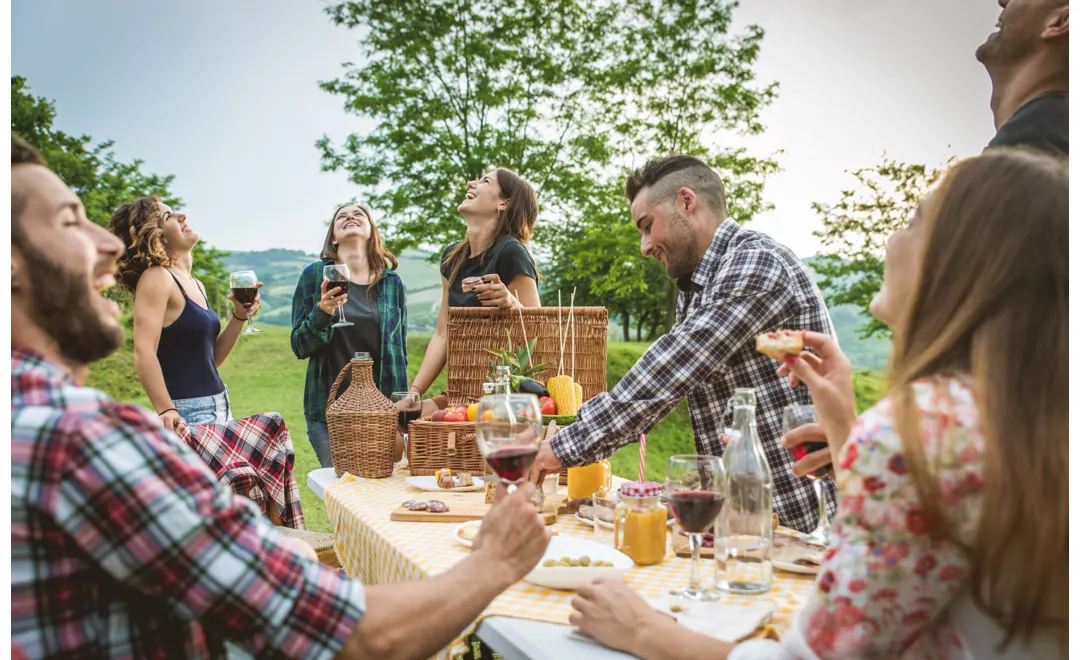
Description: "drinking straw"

(635, 434), (643, 486)
(569, 288), (576, 381)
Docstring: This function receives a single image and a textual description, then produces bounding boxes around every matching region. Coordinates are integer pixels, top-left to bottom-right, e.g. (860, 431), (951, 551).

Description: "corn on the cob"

(574, 382), (583, 410)
(546, 375), (579, 416)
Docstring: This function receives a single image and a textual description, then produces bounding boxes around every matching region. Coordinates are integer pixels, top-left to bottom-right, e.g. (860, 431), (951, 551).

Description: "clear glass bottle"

(716, 387), (774, 595)
(613, 481), (668, 566)
(493, 366), (513, 395)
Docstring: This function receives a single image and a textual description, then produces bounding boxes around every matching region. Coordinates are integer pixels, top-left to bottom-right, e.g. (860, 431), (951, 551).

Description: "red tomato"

(538, 396), (552, 404)
(444, 411), (464, 423)
(456, 406), (469, 418)
(541, 399), (557, 415)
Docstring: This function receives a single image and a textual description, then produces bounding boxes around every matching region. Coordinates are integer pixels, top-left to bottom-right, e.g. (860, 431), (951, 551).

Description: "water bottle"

(716, 387), (774, 594)
(494, 366), (513, 395)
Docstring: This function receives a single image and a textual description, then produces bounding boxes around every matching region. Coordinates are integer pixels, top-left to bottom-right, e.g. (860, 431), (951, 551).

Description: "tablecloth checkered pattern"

(325, 471), (816, 659)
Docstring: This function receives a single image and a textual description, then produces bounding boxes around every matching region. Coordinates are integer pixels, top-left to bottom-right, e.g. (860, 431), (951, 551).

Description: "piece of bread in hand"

(755, 330), (804, 362)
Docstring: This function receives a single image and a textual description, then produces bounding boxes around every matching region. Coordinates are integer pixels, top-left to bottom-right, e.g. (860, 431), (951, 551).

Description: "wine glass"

(391, 391), (421, 466)
(782, 404), (831, 546)
(475, 393), (543, 494)
(229, 270), (261, 335)
(667, 454), (725, 602)
(322, 263), (354, 328)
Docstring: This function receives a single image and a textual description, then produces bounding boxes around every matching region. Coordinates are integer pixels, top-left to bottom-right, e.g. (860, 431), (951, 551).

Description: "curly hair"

(108, 196), (173, 293)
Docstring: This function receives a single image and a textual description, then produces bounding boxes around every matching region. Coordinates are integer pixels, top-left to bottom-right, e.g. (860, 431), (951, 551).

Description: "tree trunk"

(666, 280), (678, 328)
(621, 309), (631, 342)
(636, 315), (644, 342)
(647, 312), (661, 341)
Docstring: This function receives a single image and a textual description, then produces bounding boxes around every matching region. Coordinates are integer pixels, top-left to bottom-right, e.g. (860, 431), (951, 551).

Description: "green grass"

(89, 328), (885, 533)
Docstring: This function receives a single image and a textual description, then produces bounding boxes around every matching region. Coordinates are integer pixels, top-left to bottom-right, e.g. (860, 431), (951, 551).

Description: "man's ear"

(1043, 7), (1068, 40)
(676, 187), (698, 215)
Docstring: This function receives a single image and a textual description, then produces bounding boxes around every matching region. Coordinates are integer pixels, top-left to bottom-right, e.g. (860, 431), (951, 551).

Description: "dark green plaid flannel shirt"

(290, 260), (409, 422)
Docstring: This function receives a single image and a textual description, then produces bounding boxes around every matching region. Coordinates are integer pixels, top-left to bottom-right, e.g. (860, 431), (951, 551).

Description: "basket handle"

(446, 431), (457, 456)
(327, 361), (352, 407)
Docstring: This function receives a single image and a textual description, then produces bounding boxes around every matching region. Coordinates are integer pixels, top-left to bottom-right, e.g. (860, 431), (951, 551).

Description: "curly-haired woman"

(108, 197), (259, 436)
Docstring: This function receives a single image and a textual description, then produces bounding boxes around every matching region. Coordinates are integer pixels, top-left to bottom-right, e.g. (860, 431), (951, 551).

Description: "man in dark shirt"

(976, 0), (1069, 155)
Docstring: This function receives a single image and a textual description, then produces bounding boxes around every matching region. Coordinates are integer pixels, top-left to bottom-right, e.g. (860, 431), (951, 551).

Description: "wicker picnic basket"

(326, 355), (398, 479)
(408, 307), (609, 479)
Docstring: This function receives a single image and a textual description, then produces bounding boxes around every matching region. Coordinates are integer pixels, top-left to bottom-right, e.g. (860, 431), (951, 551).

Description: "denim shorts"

(173, 388), (232, 426)
(305, 420), (333, 469)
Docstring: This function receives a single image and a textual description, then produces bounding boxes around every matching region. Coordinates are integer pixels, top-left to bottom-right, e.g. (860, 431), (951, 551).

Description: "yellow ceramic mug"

(567, 460), (612, 500)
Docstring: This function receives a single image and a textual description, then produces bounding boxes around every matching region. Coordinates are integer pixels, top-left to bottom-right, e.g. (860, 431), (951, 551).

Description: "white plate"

(574, 512), (676, 529)
(405, 475), (484, 493)
(453, 521), (482, 548)
(773, 559), (819, 575)
(525, 536), (633, 590)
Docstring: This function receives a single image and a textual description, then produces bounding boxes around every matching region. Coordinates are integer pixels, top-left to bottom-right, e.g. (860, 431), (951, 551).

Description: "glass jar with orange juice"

(614, 481), (668, 566)
(567, 460), (611, 500)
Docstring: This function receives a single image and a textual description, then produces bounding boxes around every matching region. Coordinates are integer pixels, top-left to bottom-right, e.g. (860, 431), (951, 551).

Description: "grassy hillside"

(89, 326), (883, 533)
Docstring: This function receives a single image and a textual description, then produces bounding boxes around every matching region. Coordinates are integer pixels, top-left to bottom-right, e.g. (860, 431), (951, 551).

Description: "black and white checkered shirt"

(551, 219), (838, 533)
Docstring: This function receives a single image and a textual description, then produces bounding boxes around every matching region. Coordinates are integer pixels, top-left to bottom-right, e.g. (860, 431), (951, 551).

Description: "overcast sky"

(12, 0), (1000, 258)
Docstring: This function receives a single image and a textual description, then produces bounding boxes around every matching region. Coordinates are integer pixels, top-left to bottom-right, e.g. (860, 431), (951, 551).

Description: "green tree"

(11, 76), (230, 310)
(316, 0), (620, 254)
(812, 156), (950, 339)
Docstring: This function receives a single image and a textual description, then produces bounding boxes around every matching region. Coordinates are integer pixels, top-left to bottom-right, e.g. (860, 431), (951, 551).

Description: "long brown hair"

(887, 148), (1067, 649)
(109, 195), (172, 293)
(320, 203), (399, 298)
(443, 167), (538, 285)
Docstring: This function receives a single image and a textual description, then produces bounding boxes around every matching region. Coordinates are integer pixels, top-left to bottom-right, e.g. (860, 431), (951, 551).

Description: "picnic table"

(310, 468), (816, 660)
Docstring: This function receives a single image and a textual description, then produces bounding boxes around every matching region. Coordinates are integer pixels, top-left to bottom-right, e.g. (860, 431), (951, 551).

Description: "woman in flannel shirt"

(569, 149), (1068, 658)
(291, 203), (408, 469)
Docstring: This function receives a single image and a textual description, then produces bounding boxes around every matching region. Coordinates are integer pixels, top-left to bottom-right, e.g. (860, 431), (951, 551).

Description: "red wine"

(670, 491), (725, 534)
(790, 442), (831, 478)
(485, 446), (538, 483)
(327, 280), (350, 295)
(398, 408), (422, 435)
(232, 287), (258, 305)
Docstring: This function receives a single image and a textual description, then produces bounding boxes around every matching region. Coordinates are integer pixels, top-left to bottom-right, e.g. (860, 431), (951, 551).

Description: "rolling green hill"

(88, 326), (885, 533)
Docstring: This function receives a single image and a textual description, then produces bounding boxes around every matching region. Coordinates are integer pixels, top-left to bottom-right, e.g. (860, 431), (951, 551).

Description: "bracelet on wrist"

(232, 309), (249, 322)
(157, 407), (178, 417)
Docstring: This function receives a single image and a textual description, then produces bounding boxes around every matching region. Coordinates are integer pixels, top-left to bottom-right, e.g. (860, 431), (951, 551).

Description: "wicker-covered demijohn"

(326, 354), (398, 478)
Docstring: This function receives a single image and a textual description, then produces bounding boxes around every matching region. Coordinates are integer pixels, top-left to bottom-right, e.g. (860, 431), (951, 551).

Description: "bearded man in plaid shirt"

(10, 135), (550, 659)
(532, 155), (838, 533)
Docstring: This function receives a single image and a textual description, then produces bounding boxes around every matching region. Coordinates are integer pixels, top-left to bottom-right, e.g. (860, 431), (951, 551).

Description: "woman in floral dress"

(569, 149), (1068, 658)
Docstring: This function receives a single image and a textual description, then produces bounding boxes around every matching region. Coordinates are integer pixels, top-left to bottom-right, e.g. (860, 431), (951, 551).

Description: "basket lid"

(619, 481), (664, 498)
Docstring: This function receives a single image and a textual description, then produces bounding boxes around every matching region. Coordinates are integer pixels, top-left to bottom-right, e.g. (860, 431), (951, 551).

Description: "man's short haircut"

(625, 154), (728, 218)
(12, 135), (47, 239)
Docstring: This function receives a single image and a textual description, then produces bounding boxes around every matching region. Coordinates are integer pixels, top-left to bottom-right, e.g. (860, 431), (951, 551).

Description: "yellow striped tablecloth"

(325, 472), (816, 660)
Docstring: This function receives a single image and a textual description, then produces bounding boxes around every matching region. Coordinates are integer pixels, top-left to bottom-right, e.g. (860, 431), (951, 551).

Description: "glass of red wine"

(667, 454), (725, 603)
(391, 391), (421, 466)
(322, 263), (354, 328)
(229, 270), (261, 335)
(783, 404), (831, 546)
(475, 393), (543, 495)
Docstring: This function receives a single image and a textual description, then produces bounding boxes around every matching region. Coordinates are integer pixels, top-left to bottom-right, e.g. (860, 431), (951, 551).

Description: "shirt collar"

(687, 219), (741, 292)
(11, 347), (75, 386)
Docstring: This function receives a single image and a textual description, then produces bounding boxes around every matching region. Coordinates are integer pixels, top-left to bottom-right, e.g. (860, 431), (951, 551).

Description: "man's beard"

(976, 20), (1037, 67)
(21, 240), (123, 365)
(662, 209), (700, 279)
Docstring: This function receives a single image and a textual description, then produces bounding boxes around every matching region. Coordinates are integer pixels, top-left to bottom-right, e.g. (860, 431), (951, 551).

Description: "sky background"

(12, 0), (1001, 258)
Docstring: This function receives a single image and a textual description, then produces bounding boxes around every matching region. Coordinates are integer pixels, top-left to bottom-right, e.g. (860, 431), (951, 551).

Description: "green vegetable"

(542, 414), (579, 426)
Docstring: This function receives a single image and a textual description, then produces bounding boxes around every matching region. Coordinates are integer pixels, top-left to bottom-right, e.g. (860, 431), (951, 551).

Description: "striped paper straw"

(639, 433), (646, 483)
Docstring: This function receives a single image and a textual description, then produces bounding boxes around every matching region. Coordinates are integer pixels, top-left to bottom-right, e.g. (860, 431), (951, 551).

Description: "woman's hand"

(227, 282), (264, 320)
(468, 274), (518, 309)
(160, 409), (188, 437)
(569, 578), (669, 655)
(776, 331), (859, 455)
(318, 278), (349, 315)
(782, 422), (836, 479)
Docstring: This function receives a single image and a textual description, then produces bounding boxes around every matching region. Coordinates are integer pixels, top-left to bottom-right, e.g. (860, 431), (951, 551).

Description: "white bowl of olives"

(524, 536), (634, 590)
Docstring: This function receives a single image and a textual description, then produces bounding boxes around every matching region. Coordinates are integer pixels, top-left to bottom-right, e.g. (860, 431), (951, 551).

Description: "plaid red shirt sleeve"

(551, 248), (796, 467)
(49, 401), (364, 657)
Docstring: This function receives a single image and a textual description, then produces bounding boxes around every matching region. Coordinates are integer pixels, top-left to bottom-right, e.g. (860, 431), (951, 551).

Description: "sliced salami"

(404, 500), (428, 511)
(426, 500), (449, 513)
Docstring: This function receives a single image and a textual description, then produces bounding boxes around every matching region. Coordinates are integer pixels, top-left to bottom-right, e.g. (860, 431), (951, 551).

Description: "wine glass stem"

(248, 315), (256, 333)
(813, 478), (830, 534)
(689, 533), (703, 590)
(403, 433), (409, 461)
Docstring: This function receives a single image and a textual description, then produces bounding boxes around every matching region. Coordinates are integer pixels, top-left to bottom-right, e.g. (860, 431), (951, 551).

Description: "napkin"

(645, 596), (776, 643)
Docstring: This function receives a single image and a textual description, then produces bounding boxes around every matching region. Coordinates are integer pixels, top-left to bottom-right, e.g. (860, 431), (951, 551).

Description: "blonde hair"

(887, 148), (1068, 649)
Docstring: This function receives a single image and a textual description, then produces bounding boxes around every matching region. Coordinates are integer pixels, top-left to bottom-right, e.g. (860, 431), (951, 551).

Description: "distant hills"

(222, 249), (891, 371)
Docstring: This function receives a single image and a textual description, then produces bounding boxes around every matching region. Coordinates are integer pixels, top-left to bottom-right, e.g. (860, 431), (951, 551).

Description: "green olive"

(579, 555), (591, 567)
(543, 559), (557, 567)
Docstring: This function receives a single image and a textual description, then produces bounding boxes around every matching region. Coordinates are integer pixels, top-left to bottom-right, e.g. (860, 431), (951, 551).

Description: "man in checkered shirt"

(532, 155), (838, 533)
(10, 135), (549, 659)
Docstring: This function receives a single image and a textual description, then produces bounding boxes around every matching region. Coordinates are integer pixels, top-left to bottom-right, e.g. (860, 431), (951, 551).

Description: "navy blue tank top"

(157, 271), (226, 400)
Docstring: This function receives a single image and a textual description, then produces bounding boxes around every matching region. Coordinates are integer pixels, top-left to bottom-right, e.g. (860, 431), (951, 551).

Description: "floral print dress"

(732, 375), (983, 659)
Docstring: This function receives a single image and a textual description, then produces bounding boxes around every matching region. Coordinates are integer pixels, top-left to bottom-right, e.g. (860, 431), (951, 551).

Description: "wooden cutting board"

(390, 489), (562, 525)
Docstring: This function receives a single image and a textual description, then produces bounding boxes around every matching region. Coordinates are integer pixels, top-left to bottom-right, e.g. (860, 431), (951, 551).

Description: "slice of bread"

(755, 330), (804, 362)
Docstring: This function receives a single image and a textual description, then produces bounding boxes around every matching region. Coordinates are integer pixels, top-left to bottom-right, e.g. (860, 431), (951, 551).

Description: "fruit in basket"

(540, 398), (557, 415)
(546, 375), (580, 416)
(444, 411), (464, 423)
(431, 410), (447, 422)
(467, 403), (478, 421)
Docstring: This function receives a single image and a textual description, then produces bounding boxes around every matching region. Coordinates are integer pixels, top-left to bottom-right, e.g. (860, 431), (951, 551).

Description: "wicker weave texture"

(326, 359), (398, 479)
(407, 414), (488, 476)
(445, 307), (609, 403)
